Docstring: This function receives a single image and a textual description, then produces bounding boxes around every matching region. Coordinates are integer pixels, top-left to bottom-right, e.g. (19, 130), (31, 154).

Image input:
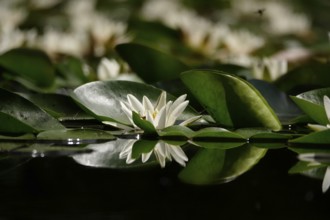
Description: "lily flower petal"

(324, 96), (330, 123)
(127, 94), (144, 115)
(167, 100), (189, 126)
(155, 91), (167, 111)
(143, 96), (154, 113)
(154, 105), (167, 129)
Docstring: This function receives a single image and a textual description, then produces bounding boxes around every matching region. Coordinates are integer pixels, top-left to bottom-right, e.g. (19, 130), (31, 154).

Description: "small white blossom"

(252, 57), (288, 81)
(97, 58), (121, 80)
(119, 139), (188, 168)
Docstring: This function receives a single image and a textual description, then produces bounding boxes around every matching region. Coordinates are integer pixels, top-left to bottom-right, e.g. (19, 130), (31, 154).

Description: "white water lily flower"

(97, 58), (121, 80)
(104, 91), (200, 131)
(308, 96), (330, 131)
(252, 57), (288, 81)
(119, 139), (188, 168)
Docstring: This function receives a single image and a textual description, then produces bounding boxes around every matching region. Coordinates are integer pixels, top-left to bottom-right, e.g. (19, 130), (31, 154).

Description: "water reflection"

(73, 138), (188, 169)
(297, 152), (330, 193)
(119, 139), (188, 168)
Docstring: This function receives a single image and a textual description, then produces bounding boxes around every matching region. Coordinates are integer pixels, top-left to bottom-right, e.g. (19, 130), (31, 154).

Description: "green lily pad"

(116, 43), (189, 83)
(0, 133), (35, 141)
(72, 80), (198, 126)
(21, 93), (93, 121)
(249, 79), (302, 123)
(55, 55), (94, 88)
(180, 70), (281, 130)
(193, 127), (245, 140)
(275, 62), (330, 94)
(159, 125), (195, 138)
(0, 48), (55, 88)
(37, 128), (115, 144)
(179, 144), (267, 185)
(190, 141), (245, 150)
(291, 88), (330, 125)
(0, 88), (64, 133)
(0, 142), (27, 152)
(289, 129), (330, 145)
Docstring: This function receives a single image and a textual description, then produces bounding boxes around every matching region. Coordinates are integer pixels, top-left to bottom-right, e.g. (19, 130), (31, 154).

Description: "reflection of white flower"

(308, 96), (330, 131)
(119, 139), (188, 168)
(298, 153), (330, 193)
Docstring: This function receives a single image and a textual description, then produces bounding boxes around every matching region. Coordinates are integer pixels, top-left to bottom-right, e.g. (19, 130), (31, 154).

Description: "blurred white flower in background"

(252, 57), (288, 81)
(29, 0), (62, 9)
(231, 0), (311, 36)
(37, 28), (89, 58)
(223, 29), (265, 56)
(264, 1), (310, 36)
(89, 14), (130, 56)
(119, 139), (188, 168)
(97, 57), (142, 82)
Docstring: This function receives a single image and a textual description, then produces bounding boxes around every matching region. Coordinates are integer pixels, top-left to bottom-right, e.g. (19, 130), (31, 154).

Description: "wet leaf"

(21, 93), (93, 121)
(180, 70), (281, 130)
(291, 88), (330, 125)
(290, 129), (330, 145)
(275, 62), (330, 94)
(0, 48), (55, 88)
(116, 43), (189, 83)
(0, 88), (64, 133)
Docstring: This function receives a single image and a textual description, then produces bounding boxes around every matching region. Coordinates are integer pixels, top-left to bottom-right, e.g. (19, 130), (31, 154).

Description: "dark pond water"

(0, 146), (329, 220)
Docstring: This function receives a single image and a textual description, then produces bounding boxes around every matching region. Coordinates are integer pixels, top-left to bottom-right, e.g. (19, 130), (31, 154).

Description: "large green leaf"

(55, 55), (94, 88)
(179, 144), (267, 185)
(180, 70), (281, 130)
(291, 88), (330, 125)
(0, 48), (55, 88)
(21, 93), (93, 121)
(0, 88), (64, 133)
(72, 80), (198, 126)
(249, 79), (302, 123)
(275, 62), (330, 94)
(115, 43), (189, 83)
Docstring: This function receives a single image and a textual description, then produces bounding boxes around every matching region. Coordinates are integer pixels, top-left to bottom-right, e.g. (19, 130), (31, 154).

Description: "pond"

(0, 137), (329, 220)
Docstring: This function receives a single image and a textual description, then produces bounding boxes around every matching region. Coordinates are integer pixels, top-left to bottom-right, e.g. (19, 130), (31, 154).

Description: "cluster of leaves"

(1, 0), (330, 187)
(1, 42), (330, 186)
